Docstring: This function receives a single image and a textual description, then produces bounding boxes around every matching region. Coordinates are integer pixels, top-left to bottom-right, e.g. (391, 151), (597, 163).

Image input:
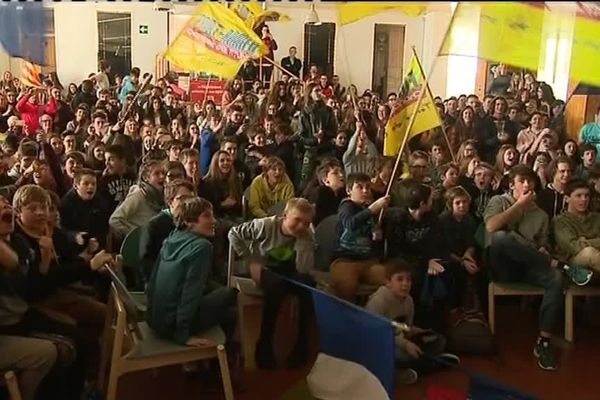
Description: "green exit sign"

(139, 25), (149, 34)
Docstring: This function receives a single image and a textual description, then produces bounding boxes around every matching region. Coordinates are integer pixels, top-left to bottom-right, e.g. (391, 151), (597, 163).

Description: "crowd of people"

(2, 35), (600, 399)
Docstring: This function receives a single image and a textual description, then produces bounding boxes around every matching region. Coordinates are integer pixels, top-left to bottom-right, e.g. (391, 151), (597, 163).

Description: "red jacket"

(16, 93), (56, 137)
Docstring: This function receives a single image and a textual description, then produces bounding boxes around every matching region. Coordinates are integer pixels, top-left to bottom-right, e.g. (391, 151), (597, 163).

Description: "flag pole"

(378, 5), (459, 223)
(262, 55), (299, 79)
(411, 48), (456, 162)
(201, 75), (212, 108)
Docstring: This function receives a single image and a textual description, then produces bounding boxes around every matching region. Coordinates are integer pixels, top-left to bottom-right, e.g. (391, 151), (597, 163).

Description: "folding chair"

(119, 226), (144, 291)
(103, 270), (234, 400)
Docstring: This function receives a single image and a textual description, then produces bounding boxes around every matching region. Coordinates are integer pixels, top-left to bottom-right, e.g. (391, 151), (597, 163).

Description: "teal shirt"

(147, 229), (213, 345)
(580, 122), (600, 162)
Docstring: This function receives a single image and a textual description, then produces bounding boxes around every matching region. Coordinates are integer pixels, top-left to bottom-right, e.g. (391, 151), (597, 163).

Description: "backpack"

(447, 309), (497, 356)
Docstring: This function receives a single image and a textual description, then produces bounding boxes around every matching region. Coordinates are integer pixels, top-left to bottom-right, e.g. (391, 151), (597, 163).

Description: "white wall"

(53, 2), (168, 86)
(173, 2), (453, 97)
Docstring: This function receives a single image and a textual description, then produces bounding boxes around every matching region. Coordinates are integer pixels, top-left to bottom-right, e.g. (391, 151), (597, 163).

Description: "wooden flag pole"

(262, 55), (299, 79)
(201, 75), (212, 108)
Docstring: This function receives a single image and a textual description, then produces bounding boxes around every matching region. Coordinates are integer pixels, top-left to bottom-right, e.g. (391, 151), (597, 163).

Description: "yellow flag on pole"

(337, 2), (428, 25)
(384, 53), (441, 156)
(164, 2), (268, 80)
(439, 2), (600, 87)
(229, 0), (290, 30)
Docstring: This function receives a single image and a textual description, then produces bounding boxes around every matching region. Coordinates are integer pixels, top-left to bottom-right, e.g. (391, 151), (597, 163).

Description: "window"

(97, 12), (132, 79)
(40, 8), (56, 75)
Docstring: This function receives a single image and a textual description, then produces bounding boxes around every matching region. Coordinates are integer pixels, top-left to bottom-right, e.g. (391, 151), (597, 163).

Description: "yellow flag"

(440, 2), (600, 87)
(229, 0), (290, 29)
(338, 2), (428, 25)
(164, 2), (268, 80)
(384, 54), (441, 156)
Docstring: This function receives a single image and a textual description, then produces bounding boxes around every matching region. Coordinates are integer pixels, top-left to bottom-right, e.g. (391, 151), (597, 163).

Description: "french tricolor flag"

(306, 289), (395, 400)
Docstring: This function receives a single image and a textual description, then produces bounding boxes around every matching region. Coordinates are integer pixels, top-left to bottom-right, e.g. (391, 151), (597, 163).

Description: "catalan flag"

(164, 2), (268, 80)
(337, 2), (429, 25)
(440, 2), (600, 88)
(384, 52), (442, 156)
(229, 0), (290, 30)
(0, 2), (47, 65)
(21, 61), (43, 89)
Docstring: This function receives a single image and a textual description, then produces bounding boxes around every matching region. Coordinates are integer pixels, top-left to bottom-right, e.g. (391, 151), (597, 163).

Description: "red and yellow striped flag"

(21, 61), (42, 88)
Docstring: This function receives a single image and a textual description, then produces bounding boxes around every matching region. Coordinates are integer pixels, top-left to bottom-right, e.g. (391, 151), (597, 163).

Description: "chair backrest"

(314, 214), (339, 271)
(267, 201), (286, 217)
(120, 226), (143, 268)
(242, 186), (252, 220)
(106, 266), (144, 341)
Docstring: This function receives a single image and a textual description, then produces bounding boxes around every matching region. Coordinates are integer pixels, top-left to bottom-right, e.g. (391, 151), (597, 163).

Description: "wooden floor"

(116, 300), (600, 400)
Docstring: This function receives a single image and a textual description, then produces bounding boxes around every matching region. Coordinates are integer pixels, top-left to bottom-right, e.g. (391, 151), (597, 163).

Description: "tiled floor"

(117, 301), (600, 400)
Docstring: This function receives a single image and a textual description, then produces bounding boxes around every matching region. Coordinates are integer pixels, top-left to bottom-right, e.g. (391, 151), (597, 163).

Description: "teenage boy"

(60, 168), (110, 249)
(147, 197), (237, 346)
(330, 173), (390, 302)
(484, 164), (591, 371)
(180, 148), (200, 185)
(391, 150), (431, 208)
(140, 179), (195, 284)
(228, 198), (315, 369)
(99, 144), (137, 213)
(306, 160), (346, 226)
(366, 259), (459, 384)
(537, 156), (573, 219)
(576, 143), (598, 181)
(554, 178), (600, 274)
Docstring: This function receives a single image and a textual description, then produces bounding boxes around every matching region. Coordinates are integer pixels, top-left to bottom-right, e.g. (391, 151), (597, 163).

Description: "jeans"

(0, 308), (93, 400)
(488, 231), (564, 332)
(395, 333), (446, 375)
(190, 285), (238, 342)
(257, 264), (315, 353)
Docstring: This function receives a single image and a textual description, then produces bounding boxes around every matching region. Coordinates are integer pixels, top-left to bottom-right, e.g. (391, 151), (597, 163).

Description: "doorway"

(97, 12), (131, 79)
(371, 24), (405, 98)
(303, 22), (336, 78)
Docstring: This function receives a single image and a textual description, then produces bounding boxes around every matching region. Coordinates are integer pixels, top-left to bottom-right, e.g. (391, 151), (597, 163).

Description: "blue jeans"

(488, 231), (563, 333)
(190, 285), (238, 342)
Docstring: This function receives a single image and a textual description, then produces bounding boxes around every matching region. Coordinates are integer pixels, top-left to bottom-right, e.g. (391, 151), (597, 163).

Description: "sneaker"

(437, 353), (461, 366)
(563, 265), (593, 286)
(533, 340), (558, 371)
(396, 368), (418, 385)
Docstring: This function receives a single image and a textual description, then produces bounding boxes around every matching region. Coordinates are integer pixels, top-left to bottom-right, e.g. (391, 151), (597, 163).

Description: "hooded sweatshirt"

(147, 229), (213, 345)
(109, 181), (165, 239)
(248, 173), (294, 218)
(332, 198), (377, 261)
(553, 211), (600, 262)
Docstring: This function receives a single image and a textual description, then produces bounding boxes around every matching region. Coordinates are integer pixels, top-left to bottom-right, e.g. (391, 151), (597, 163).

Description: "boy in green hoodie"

(147, 196), (237, 346)
(553, 177), (600, 274)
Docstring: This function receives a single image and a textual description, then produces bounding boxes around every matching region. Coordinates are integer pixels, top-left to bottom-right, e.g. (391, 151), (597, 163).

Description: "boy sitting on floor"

(366, 258), (459, 385)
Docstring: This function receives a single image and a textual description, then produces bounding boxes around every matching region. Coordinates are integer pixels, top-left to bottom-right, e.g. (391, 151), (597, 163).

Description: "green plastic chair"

(119, 226), (146, 304)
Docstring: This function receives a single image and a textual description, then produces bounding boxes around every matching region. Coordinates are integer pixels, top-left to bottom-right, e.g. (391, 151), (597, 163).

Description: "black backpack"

(447, 309), (497, 356)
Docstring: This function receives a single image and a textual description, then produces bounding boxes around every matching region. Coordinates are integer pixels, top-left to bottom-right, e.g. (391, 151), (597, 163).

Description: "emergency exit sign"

(139, 25), (149, 34)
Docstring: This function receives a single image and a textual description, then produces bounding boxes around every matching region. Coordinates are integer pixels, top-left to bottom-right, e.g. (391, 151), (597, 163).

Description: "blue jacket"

(200, 127), (218, 176)
(118, 75), (138, 103)
(332, 198), (377, 261)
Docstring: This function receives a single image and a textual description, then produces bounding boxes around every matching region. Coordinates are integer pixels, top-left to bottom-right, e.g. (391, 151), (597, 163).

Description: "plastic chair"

(119, 226), (144, 290)
(103, 272), (234, 400)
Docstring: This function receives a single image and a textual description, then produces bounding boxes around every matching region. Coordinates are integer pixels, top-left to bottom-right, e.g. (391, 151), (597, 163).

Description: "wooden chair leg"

(488, 283), (495, 334)
(105, 366), (120, 400)
(565, 290), (574, 343)
(5, 371), (22, 400)
(217, 345), (235, 400)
